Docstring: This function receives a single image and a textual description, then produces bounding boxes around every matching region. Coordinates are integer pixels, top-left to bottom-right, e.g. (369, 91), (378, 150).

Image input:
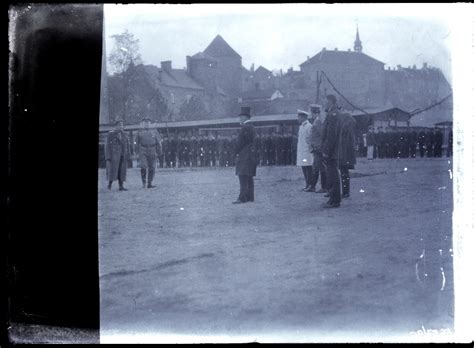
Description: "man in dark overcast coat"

(321, 95), (343, 208)
(233, 107), (257, 204)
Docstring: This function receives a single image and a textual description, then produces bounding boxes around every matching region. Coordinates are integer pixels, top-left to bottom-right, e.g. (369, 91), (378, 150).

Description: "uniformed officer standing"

(136, 117), (161, 188)
(297, 110), (315, 191)
(309, 104), (327, 193)
(321, 95), (343, 208)
(105, 120), (131, 191)
(338, 112), (357, 198)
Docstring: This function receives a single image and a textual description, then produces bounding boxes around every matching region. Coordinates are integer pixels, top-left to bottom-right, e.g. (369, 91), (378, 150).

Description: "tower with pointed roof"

(187, 35), (244, 99)
(354, 25), (363, 53)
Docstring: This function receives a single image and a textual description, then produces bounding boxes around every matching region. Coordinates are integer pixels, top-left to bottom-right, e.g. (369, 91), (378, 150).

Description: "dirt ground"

(98, 157), (454, 343)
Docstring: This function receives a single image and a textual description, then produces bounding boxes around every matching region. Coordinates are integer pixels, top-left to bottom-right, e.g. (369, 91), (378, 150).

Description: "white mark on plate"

(438, 186), (446, 190)
(440, 267), (446, 291)
(359, 189), (365, 193)
(180, 207), (184, 211)
(404, 167), (408, 171)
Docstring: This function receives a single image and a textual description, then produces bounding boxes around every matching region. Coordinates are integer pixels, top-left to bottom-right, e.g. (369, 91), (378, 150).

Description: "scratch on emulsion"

(440, 267), (446, 291)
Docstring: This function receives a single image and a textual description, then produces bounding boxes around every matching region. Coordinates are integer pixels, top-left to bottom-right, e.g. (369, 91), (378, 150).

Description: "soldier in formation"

(434, 127), (444, 157)
(447, 128), (453, 157)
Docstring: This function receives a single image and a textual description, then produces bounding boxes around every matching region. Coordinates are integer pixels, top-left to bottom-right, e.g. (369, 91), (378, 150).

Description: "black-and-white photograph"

(97, 4), (469, 343)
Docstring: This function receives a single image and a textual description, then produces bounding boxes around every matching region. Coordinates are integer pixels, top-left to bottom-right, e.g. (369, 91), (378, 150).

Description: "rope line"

(318, 71), (452, 119)
(408, 93), (452, 116)
(320, 71), (370, 115)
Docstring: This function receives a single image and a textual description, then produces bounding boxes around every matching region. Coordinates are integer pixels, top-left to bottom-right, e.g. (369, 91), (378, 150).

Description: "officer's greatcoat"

(105, 130), (130, 182)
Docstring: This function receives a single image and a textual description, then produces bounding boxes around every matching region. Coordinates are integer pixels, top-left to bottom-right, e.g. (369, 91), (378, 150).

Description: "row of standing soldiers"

(362, 128), (453, 159)
(158, 134), (300, 168)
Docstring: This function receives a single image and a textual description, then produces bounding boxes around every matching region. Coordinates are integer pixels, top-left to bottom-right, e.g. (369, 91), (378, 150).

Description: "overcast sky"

(104, 4), (453, 83)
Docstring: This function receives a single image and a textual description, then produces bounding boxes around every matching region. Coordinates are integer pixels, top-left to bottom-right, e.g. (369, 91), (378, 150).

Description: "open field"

(99, 157), (454, 342)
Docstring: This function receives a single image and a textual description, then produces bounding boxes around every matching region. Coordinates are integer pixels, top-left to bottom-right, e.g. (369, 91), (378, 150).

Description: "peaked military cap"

(297, 109), (309, 117)
(310, 104), (321, 114)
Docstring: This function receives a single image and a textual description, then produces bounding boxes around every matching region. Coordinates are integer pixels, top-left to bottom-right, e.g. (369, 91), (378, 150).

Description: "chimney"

(251, 63), (255, 73)
(307, 56), (309, 60)
(161, 60), (172, 72)
(322, 47), (326, 51)
(413, 64), (416, 69)
(186, 56), (192, 76)
(397, 64), (402, 70)
(348, 48), (351, 52)
(423, 62), (428, 69)
(334, 47), (338, 51)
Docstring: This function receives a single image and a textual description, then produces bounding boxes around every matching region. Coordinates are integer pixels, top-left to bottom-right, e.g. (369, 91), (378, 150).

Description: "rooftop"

(300, 49), (385, 67)
(142, 64), (204, 90)
(203, 35), (241, 59)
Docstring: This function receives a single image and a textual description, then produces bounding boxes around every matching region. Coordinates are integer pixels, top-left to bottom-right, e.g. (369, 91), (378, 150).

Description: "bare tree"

(107, 30), (144, 124)
(108, 29), (142, 75)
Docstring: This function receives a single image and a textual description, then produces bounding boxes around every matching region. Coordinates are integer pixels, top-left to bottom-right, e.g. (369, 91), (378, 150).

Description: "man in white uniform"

(296, 110), (315, 192)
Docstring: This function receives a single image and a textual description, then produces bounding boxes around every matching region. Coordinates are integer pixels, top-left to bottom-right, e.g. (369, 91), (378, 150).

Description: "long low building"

(98, 107), (413, 135)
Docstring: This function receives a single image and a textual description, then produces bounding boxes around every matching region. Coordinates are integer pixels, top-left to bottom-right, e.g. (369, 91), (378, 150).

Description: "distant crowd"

(361, 126), (453, 159)
(155, 133), (298, 168)
(99, 126), (453, 170)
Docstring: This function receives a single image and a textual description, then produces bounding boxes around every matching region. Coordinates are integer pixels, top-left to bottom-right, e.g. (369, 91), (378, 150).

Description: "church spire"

(354, 25), (362, 53)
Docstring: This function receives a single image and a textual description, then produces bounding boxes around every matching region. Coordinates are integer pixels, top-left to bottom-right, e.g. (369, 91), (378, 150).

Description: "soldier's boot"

(107, 181), (112, 190)
(147, 169), (156, 189)
(118, 180), (127, 191)
(141, 168), (147, 188)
